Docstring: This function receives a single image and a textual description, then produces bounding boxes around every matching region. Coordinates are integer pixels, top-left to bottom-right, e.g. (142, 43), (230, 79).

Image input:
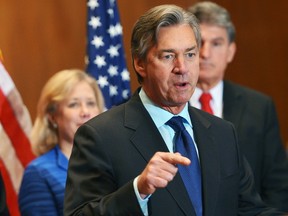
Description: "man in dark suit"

(64, 4), (283, 216)
(188, 1), (288, 212)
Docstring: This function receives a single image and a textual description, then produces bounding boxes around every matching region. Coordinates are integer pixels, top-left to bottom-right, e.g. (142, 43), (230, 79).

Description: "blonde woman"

(19, 69), (104, 216)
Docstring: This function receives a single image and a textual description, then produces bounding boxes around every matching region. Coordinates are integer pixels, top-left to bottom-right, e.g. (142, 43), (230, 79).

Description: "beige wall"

(0, 0), (287, 147)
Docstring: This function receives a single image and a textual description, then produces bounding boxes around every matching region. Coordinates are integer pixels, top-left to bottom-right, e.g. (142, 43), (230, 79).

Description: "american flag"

(0, 56), (35, 216)
(86, 0), (131, 109)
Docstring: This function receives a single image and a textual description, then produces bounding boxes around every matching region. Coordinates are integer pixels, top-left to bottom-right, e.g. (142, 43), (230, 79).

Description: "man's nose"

(173, 56), (188, 73)
(200, 43), (210, 58)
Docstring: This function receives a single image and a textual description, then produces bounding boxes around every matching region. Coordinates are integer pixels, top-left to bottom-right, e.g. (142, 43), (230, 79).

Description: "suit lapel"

(189, 107), (220, 216)
(132, 121), (195, 215)
(223, 80), (244, 129)
(124, 92), (224, 215)
(124, 92), (195, 215)
(124, 92), (169, 160)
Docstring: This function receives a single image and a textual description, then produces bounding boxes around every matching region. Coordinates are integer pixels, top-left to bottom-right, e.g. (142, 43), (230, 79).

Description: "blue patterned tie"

(166, 116), (202, 216)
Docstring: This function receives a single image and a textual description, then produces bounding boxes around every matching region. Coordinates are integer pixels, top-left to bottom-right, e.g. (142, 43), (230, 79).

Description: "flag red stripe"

(0, 160), (20, 216)
(0, 89), (35, 167)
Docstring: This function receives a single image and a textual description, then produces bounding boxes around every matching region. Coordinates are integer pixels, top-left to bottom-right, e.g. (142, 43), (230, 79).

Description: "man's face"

(134, 24), (199, 113)
(198, 24), (236, 88)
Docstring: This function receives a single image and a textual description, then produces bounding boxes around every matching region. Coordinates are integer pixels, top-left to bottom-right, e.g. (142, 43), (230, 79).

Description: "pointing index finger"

(166, 153), (191, 166)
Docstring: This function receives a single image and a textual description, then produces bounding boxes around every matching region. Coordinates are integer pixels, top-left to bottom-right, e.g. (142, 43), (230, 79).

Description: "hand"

(137, 152), (190, 198)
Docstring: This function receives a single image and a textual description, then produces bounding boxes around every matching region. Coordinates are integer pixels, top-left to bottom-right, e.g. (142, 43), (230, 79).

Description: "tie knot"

(166, 116), (186, 132)
(199, 92), (212, 103)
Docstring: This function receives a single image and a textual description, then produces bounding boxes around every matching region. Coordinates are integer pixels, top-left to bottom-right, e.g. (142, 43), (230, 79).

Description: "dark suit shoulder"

(224, 80), (273, 103)
(189, 105), (235, 130)
(82, 92), (149, 133)
(85, 103), (126, 127)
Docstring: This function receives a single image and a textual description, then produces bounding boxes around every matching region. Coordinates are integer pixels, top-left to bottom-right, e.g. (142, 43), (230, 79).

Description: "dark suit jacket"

(223, 80), (288, 211)
(64, 90), (282, 216)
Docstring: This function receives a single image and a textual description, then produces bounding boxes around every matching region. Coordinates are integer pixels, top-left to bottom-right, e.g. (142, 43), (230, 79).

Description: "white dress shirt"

(189, 81), (224, 118)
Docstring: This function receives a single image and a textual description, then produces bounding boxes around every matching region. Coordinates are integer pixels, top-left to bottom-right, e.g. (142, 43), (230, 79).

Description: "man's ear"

(133, 57), (147, 78)
(227, 42), (236, 63)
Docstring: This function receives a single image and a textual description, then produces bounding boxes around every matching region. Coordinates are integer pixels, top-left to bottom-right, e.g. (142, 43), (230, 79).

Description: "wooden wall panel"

(0, 0), (287, 147)
(213, 0), (288, 147)
(0, 0), (87, 121)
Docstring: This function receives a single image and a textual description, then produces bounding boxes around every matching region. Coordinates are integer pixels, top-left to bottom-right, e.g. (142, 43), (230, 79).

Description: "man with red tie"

(189, 1), (288, 212)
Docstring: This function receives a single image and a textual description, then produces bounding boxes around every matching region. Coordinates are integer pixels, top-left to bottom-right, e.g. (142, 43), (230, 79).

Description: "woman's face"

(53, 81), (101, 145)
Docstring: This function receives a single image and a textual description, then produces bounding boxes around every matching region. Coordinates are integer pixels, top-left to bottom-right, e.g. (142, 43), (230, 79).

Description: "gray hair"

(131, 4), (201, 83)
(188, 1), (235, 43)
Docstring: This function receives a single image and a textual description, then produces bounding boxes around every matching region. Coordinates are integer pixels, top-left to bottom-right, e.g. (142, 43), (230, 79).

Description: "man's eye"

(187, 52), (195, 58)
(161, 53), (174, 60)
(213, 41), (222, 47)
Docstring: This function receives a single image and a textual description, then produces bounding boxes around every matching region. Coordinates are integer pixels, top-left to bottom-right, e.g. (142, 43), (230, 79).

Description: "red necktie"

(199, 93), (213, 114)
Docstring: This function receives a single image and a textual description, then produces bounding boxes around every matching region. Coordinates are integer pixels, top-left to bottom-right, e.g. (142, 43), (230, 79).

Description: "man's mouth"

(175, 82), (189, 88)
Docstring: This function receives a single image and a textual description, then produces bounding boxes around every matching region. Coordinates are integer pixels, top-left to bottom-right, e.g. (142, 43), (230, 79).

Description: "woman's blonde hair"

(31, 69), (104, 156)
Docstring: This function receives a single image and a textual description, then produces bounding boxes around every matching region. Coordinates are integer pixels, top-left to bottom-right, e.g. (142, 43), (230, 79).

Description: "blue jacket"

(19, 145), (68, 216)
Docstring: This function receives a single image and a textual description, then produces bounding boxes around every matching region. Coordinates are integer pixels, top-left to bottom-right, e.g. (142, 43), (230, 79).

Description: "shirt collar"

(139, 88), (192, 128)
(190, 81), (223, 117)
